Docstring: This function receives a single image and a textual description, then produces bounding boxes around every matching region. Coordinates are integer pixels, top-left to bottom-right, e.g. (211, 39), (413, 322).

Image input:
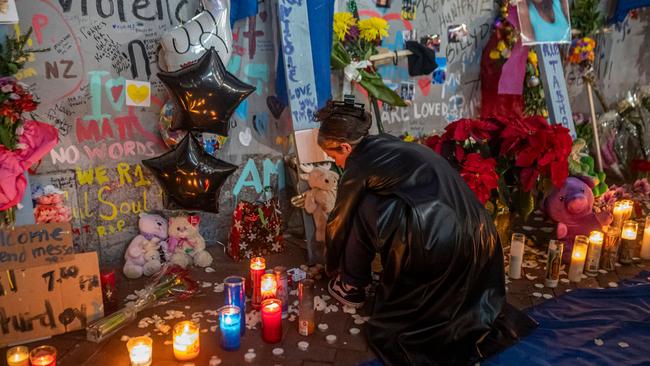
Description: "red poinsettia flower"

(460, 153), (499, 204)
(445, 118), (502, 142)
(424, 135), (443, 154)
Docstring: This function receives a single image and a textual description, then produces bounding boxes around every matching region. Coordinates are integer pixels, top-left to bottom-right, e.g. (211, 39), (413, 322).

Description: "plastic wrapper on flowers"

(86, 265), (198, 343)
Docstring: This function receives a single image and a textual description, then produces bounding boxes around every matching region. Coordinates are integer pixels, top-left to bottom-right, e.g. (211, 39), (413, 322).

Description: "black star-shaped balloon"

(142, 133), (237, 213)
(158, 47), (255, 136)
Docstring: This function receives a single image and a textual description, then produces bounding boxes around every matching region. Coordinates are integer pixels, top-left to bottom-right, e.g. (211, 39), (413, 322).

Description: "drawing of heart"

(266, 96), (285, 119)
(418, 77), (431, 97)
(127, 84), (150, 104)
(105, 77), (126, 111)
(239, 127), (252, 146)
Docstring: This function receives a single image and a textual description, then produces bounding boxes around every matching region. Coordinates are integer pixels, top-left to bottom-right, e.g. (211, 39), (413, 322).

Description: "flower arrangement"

(488, 2), (518, 61)
(425, 117), (573, 219)
(568, 37), (596, 66)
(523, 49), (548, 118)
(0, 77), (39, 149)
(595, 178), (650, 218)
(331, 12), (405, 106)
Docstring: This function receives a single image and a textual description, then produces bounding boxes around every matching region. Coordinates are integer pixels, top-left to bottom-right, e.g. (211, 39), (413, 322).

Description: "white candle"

(173, 321), (200, 361)
(612, 200), (633, 228)
(509, 233), (526, 279)
(569, 236), (589, 282)
(641, 216), (650, 260)
(585, 231), (604, 276)
(127, 336), (153, 366)
(619, 220), (638, 264)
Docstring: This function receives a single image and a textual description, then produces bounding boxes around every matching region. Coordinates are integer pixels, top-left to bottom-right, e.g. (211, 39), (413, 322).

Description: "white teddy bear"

(168, 215), (213, 268)
(123, 213), (168, 279)
(300, 166), (339, 243)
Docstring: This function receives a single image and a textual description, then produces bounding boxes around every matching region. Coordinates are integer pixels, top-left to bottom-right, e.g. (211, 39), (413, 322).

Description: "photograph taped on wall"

(517, 0), (571, 45)
(0, 0), (18, 23)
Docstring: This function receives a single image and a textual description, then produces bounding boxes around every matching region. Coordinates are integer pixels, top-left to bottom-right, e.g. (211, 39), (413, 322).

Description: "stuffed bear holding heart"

(123, 213), (169, 279)
(168, 215), (213, 268)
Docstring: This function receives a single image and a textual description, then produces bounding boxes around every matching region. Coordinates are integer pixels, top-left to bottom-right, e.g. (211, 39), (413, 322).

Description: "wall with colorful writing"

(13, 0), (291, 263)
(346, 0), (650, 136)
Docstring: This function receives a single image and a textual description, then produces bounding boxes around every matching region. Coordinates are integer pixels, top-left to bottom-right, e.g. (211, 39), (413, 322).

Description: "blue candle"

(224, 276), (246, 335)
(219, 305), (241, 351)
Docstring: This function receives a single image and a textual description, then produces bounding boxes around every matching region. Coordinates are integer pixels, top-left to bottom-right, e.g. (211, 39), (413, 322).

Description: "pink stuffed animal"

(543, 176), (612, 260)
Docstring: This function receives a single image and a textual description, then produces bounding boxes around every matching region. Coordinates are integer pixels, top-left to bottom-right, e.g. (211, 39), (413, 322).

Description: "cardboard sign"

(278, 0), (320, 131)
(0, 223), (74, 271)
(538, 44), (577, 139)
(294, 129), (331, 164)
(0, 252), (104, 346)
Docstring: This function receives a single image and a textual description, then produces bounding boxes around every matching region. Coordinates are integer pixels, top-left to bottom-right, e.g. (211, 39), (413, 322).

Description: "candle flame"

(264, 302), (280, 311)
(250, 257), (266, 270)
(589, 231), (604, 244)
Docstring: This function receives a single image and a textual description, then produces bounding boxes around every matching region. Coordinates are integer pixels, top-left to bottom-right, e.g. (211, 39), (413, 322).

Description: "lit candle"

(219, 305), (241, 351)
(173, 321), (200, 361)
(568, 235), (589, 282)
(612, 200), (634, 228)
(600, 225), (621, 271)
(29, 346), (57, 366)
(274, 266), (289, 319)
(224, 275), (246, 335)
(250, 257), (266, 309)
(619, 220), (638, 265)
(584, 231), (604, 276)
(508, 233), (526, 279)
(126, 336), (153, 366)
(260, 273), (277, 300)
(261, 298), (283, 343)
(641, 217), (650, 260)
(6, 346), (29, 366)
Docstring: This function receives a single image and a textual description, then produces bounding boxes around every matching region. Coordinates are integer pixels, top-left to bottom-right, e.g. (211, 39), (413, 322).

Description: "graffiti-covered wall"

(13, 0), (291, 263)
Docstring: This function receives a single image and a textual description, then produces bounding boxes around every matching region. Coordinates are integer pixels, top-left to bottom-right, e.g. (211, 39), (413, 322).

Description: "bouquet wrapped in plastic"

(86, 266), (198, 343)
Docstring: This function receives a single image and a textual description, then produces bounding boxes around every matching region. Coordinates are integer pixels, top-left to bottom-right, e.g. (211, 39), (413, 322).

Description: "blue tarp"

(485, 271), (650, 366)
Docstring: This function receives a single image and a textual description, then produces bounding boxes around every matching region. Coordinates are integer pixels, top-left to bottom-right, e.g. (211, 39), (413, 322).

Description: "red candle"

(260, 273), (277, 301)
(100, 269), (116, 288)
(261, 299), (282, 343)
(29, 346), (56, 366)
(250, 257), (266, 309)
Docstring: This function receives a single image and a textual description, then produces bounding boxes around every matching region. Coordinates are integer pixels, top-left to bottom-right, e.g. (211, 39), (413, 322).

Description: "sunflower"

(333, 12), (357, 41)
(358, 17), (389, 43)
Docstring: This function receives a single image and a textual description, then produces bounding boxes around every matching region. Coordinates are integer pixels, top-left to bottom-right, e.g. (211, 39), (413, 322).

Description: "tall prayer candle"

(260, 273), (277, 301)
(612, 200), (633, 228)
(298, 279), (315, 336)
(508, 233), (526, 279)
(219, 305), (241, 351)
(250, 257), (266, 309)
(641, 216), (650, 260)
(6, 346), (29, 366)
(619, 220), (638, 264)
(585, 230), (604, 276)
(600, 225), (621, 271)
(126, 336), (153, 366)
(224, 275), (246, 335)
(29, 346), (57, 366)
(274, 266), (289, 319)
(173, 321), (200, 361)
(545, 240), (563, 288)
(261, 299), (282, 343)
(568, 235), (589, 282)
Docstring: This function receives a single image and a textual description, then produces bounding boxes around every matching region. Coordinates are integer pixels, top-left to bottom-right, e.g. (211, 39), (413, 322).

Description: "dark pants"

(340, 193), (388, 288)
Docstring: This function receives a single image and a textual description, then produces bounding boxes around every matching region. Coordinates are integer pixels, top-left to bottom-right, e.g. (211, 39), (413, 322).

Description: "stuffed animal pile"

(123, 213), (211, 279)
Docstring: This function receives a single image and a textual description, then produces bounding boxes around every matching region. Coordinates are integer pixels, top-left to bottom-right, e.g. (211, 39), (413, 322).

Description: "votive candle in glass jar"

(612, 200), (633, 228)
(126, 336), (153, 366)
(600, 225), (621, 271)
(29, 346), (57, 366)
(508, 233), (526, 279)
(173, 321), (200, 361)
(640, 216), (650, 260)
(6, 346), (29, 366)
(224, 275), (246, 335)
(260, 273), (277, 301)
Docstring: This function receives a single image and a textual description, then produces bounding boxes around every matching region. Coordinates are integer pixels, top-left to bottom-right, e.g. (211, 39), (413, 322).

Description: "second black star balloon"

(142, 133), (238, 213)
(157, 47), (255, 136)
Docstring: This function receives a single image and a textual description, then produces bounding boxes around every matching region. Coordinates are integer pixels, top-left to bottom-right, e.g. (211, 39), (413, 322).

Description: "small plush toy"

(300, 166), (339, 243)
(168, 215), (212, 268)
(123, 213), (169, 279)
(543, 176), (613, 260)
(568, 139), (608, 196)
